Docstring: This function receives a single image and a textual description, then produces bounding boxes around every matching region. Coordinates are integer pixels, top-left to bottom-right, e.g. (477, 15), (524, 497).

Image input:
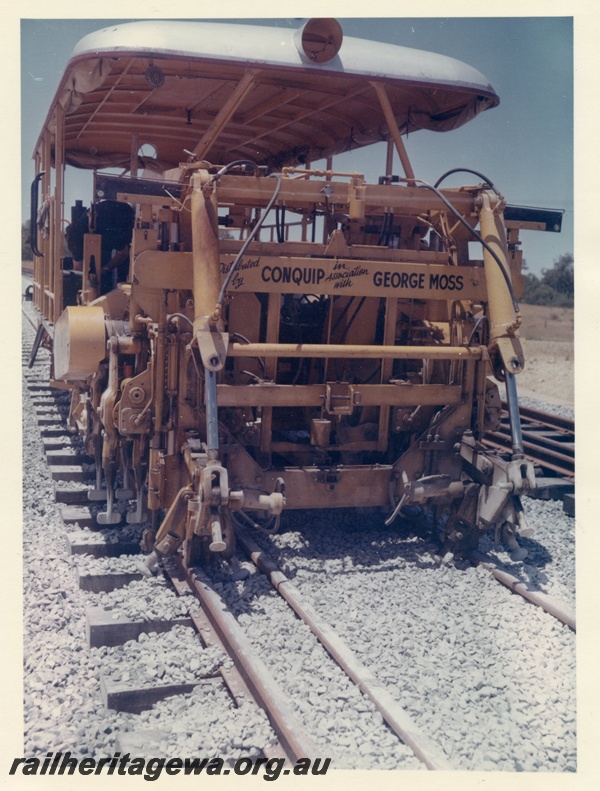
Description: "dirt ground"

(513, 304), (574, 408)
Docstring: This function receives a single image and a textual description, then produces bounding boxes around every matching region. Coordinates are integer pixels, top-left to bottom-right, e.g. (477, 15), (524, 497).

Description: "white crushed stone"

(98, 626), (228, 685)
(134, 687), (275, 760)
(21, 309), (278, 761)
(66, 524), (145, 543)
(73, 553), (146, 575)
(88, 576), (196, 622)
(479, 497), (575, 609)
(21, 281), (576, 771)
(515, 394), (574, 421)
(207, 559), (424, 770)
(246, 503), (576, 771)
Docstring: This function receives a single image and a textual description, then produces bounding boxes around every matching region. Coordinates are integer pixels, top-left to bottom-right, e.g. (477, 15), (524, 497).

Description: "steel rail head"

(469, 550), (576, 631)
(175, 557), (321, 763)
(234, 525), (453, 770)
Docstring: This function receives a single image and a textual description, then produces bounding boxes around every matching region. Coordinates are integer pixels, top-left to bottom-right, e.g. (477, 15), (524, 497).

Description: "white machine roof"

(38, 19), (499, 171)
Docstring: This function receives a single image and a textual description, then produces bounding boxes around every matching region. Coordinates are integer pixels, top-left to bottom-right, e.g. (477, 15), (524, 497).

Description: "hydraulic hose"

(414, 178), (520, 314)
(433, 168), (501, 196)
(212, 172), (283, 321)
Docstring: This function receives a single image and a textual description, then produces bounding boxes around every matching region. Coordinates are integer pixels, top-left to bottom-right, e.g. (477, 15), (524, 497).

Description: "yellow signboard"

(220, 255), (486, 300)
(134, 250), (487, 300)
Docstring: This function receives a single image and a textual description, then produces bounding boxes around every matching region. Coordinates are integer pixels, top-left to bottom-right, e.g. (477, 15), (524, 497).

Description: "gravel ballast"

(244, 505), (575, 771)
(21, 314), (282, 762)
(20, 297), (576, 771)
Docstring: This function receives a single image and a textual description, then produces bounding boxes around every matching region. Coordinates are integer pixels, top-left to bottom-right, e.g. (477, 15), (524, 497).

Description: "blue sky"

(21, 16), (573, 276)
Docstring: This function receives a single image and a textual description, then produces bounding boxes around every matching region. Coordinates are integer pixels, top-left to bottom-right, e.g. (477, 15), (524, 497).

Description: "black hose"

(385, 211), (394, 247)
(211, 160), (261, 180)
(377, 211), (389, 246)
(339, 297), (366, 343)
(417, 180), (520, 313)
(168, 312), (193, 330)
(276, 205), (286, 243)
(434, 168), (501, 196)
(215, 173), (283, 312)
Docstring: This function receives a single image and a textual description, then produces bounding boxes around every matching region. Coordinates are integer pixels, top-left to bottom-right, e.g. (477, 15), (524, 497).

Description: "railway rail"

(21, 302), (576, 769)
(485, 404), (575, 483)
(20, 15), (576, 769)
(21, 313), (443, 769)
(141, 557), (318, 763)
(20, 433), (444, 766)
(22, 367), (310, 766)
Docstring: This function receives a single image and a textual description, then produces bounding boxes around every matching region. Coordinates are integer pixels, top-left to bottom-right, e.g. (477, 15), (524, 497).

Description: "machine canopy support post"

(192, 70), (257, 161)
(370, 81), (415, 184)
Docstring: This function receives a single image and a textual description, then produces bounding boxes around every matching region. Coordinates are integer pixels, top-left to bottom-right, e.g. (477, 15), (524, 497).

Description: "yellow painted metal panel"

(134, 250), (487, 300)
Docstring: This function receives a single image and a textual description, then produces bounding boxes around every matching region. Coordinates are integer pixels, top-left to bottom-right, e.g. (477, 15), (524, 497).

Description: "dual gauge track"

(22, 304), (576, 770)
(484, 403), (574, 515)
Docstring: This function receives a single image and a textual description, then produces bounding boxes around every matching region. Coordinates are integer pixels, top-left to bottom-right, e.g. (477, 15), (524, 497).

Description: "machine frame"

(28, 18), (563, 566)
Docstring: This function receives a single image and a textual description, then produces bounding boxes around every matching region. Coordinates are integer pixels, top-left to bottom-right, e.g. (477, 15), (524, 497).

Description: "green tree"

(541, 253), (573, 299)
(520, 253), (573, 307)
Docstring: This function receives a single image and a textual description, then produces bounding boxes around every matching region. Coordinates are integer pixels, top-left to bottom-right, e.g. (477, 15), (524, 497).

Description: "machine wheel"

(441, 483), (480, 556)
